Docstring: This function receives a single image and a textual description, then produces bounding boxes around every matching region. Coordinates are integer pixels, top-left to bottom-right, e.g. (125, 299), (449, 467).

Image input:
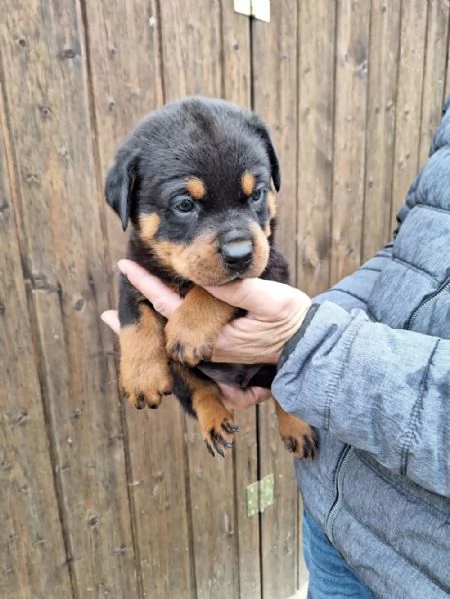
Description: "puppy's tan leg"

(174, 363), (238, 457)
(274, 399), (317, 459)
(120, 303), (172, 409)
(165, 286), (236, 366)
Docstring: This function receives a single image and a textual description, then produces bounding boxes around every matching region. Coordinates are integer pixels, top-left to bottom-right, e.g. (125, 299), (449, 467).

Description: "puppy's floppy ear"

(248, 114), (281, 192)
(105, 147), (140, 231)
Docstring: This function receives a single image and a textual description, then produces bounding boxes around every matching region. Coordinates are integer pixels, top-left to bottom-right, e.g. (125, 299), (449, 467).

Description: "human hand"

(102, 259), (311, 365)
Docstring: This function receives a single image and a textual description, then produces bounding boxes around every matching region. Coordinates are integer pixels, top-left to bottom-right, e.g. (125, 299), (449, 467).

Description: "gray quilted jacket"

(273, 98), (450, 598)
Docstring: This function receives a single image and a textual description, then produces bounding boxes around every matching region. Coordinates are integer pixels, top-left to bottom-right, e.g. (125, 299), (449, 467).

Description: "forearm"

(273, 301), (450, 497)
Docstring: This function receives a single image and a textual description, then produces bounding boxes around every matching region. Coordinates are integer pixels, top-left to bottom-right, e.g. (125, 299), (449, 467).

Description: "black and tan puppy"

(105, 96), (317, 459)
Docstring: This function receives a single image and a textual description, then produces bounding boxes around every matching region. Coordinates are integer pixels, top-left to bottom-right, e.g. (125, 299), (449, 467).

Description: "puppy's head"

(105, 96), (280, 286)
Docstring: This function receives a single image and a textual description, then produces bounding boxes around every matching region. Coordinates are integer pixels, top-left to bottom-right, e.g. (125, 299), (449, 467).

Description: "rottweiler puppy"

(105, 96), (317, 459)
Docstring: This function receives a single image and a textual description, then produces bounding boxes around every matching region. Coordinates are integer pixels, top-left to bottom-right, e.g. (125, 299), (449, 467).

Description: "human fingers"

(118, 259), (182, 317)
(218, 383), (272, 411)
(206, 277), (308, 318)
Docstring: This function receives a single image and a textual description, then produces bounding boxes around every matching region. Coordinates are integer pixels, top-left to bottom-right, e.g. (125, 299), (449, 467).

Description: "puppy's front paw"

(120, 359), (173, 410)
(165, 317), (214, 367)
(278, 414), (317, 459)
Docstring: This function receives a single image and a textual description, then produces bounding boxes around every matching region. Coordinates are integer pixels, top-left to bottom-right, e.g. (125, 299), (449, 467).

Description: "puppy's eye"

(174, 197), (195, 214)
(250, 189), (266, 204)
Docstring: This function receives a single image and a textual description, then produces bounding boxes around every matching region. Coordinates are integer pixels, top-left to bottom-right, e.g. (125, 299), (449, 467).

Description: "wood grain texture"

(0, 2), (136, 596)
(82, 2), (195, 596)
(297, 0), (335, 296)
(330, 0), (371, 285)
(159, 0), (223, 102)
(0, 83), (73, 599)
(390, 0), (428, 230)
(252, 2), (300, 597)
(418, 0), (450, 166)
(362, 0), (401, 261)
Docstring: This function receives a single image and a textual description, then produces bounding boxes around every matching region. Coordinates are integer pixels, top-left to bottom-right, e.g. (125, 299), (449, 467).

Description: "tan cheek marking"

(186, 177), (206, 200)
(139, 213), (161, 244)
(247, 221), (270, 277)
(152, 240), (183, 272)
(241, 171), (256, 196)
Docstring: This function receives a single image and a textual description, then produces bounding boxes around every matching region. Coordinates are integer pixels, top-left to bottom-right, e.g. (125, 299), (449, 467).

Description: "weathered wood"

(390, 0), (428, 230)
(0, 84), (74, 599)
(82, 2), (195, 596)
(330, 0), (371, 285)
(0, 2), (136, 596)
(159, 0), (223, 103)
(297, 0), (336, 296)
(418, 0), (450, 165)
(362, 0), (401, 261)
(252, 2), (300, 597)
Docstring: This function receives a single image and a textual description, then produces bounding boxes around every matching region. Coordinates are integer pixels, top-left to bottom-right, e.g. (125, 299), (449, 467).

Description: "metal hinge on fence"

(234, 0), (271, 23)
(246, 473), (275, 517)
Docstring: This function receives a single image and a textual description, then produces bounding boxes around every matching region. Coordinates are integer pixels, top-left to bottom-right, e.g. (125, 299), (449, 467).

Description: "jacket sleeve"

(272, 300), (450, 498)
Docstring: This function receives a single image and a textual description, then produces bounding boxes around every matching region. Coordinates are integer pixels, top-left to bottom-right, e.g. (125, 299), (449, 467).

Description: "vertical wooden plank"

(159, 0), (223, 102)
(158, 3), (240, 598)
(330, 0), (371, 285)
(362, 0), (401, 262)
(390, 0), (428, 230)
(419, 0), (450, 165)
(221, 7), (262, 599)
(0, 2), (137, 596)
(0, 85), (73, 599)
(252, 2), (300, 597)
(82, 2), (195, 597)
(297, 2), (335, 296)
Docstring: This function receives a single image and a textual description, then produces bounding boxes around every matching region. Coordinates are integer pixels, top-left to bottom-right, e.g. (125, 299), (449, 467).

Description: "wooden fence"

(1, 1), (450, 598)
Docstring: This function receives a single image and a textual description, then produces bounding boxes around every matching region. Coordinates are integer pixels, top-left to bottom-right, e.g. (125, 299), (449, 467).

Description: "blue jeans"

(303, 511), (374, 598)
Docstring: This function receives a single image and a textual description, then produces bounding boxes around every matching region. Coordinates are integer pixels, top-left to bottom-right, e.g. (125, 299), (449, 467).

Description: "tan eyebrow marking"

(241, 171), (256, 196)
(186, 177), (206, 200)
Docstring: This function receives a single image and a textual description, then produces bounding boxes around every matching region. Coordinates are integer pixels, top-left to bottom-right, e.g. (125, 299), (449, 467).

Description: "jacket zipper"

(406, 278), (450, 330)
(325, 276), (450, 543)
(325, 445), (354, 543)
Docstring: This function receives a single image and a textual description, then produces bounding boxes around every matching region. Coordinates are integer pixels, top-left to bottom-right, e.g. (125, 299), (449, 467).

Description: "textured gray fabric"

(272, 97), (450, 597)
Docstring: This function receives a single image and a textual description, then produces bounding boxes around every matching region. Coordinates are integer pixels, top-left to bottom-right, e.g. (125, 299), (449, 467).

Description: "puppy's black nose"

(220, 231), (253, 270)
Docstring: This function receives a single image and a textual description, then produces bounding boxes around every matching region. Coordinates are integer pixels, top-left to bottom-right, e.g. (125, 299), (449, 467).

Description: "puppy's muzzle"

(220, 230), (253, 272)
